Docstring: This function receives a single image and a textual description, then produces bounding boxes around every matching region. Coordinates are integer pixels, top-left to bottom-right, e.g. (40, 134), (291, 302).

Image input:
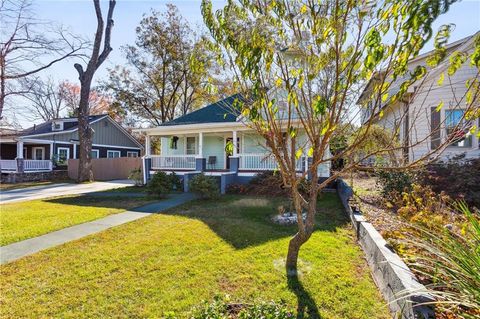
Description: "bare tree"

(74, 0), (116, 182)
(20, 77), (66, 121)
(0, 0), (87, 119)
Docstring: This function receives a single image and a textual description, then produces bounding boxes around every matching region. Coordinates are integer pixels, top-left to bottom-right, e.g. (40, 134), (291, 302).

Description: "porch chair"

(208, 156), (217, 170)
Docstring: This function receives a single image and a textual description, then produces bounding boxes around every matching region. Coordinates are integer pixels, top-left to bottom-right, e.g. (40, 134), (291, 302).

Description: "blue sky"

(8, 0), (480, 126)
(32, 0), (480, 84)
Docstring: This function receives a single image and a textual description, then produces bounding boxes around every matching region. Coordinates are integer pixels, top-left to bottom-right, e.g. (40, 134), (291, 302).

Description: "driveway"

(0, 179), (134, 204)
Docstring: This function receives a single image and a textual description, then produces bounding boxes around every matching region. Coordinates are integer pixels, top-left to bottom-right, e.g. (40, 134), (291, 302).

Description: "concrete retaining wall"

(337, 179), (434, 319)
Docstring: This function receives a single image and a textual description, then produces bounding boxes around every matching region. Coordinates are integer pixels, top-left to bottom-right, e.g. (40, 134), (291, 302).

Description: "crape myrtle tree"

(202, 0), (480, 274)
(74, 0), (116, 183)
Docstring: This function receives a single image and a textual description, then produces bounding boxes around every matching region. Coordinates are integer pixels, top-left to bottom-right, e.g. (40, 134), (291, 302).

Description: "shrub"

(169, 172), (182, 191)
(189, 174), (220, 199)
(227, 172), (311, 197)
(248, 171), (288, 196)
(128, 168), (143, 187)
(147, 171), (172, 197)
(403, 202), (480, 319)
(226, 183), (249, 194)
(420, 158), (480, 208)
(396, 184), (453, 226)
(376, 169), (415, 201)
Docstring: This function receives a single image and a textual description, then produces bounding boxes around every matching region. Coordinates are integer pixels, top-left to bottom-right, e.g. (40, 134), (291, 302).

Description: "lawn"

(0, 195), (154, 246)
(0, 194), (389, 318)
(106, 185), (149, 193)
(0, 180), (72, 191)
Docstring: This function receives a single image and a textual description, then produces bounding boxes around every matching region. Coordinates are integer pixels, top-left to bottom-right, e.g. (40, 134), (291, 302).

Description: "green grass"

(0, 194), (389, 318)
(106, 185), (149, 193)
(0, 195), (154, 246)
(0, 180), (72, 191)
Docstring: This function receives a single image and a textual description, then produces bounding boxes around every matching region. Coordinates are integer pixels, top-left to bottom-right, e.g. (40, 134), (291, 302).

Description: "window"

(57, 147), (70, 165)
(91, 149), (99, 159)
(52, 121), (63, 131)
(445, 109), (472, 147)
(186, 136), (196, 155)
(32, 147), (45, 160)
(107, 150), (121, 158)
(127, 151), (138, 158)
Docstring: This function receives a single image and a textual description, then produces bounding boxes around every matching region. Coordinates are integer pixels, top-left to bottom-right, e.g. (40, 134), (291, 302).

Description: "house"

(0, 114), (143, 175)
(135, 94), (331, 194)
(358, 33), (480, 163)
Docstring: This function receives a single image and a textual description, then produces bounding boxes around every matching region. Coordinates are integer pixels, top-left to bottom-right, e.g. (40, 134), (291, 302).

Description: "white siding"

(407, 57), (479, 161)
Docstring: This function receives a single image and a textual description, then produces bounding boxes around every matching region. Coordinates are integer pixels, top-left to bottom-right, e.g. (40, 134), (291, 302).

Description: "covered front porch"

(144, 130), (306, 173)
(139, 123), (330, 193)
(0, 139), (53, 173)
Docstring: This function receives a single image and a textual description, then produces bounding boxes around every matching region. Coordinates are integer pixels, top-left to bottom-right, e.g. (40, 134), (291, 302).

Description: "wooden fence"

(68, 157), (142, 181)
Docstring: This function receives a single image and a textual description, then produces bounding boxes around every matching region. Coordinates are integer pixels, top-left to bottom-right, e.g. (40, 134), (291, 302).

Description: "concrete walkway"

(0, 179), (134, 204)
(0, 193), (195, 264)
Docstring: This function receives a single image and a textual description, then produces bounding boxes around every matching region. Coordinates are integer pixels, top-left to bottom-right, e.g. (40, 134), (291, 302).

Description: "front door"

(33, 147), (45, 160)
(225, 137), (240, 169)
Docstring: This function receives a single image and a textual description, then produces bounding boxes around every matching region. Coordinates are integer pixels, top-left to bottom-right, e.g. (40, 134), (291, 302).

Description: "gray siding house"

(0, 115), (142, 173)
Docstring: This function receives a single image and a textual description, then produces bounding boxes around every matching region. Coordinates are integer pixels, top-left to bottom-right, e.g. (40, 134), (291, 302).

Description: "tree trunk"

(0, 55), (5, 119)
(286, 184), (318, 275)
(74, 0), (115, 182)
(77, 80), (94, 182)
(286, 231), (310, 275)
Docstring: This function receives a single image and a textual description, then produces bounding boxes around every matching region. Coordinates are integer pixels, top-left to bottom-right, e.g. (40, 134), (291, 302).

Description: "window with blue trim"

(445, 109), (472, 147)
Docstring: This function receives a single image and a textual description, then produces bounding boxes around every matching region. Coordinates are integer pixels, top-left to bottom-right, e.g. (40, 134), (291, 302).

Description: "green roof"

(161, 94), (244, 126)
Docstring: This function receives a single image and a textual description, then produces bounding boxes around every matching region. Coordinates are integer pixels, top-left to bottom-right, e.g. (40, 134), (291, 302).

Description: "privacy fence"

(68, 157), (142, 181)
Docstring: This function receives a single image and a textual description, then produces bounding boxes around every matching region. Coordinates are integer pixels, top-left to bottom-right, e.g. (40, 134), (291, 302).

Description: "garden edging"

(337, 179), (434, 319)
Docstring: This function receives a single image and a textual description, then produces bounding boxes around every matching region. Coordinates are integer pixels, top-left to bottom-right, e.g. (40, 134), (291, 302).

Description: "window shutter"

(431, 107), (441, 149)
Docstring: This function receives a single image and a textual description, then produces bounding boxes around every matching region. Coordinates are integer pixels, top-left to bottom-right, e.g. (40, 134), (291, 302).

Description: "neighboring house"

(358, 33), (480, 163)
(0, 114), (143, 174)
(136, 94), (331, 194)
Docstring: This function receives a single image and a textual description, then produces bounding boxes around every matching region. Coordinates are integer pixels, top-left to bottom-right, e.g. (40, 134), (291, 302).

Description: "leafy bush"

(248, 171), (288, 196)
(147, 171), (173, 197)
(226, 183), (249, 194)
(420, 158), (480, 208)
(189, 174), (220, 199)
(163, 296), (294, 319)
(227, 172), (312, 197)
(169, 172), (182, 191)
(403, 202), (480, 319)
(376, 169), (415, 201)
(395, 184), (453, 226)
(128, 168), (143, 187)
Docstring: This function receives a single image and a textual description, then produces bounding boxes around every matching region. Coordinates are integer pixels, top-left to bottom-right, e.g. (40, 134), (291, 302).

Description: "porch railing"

(150, 155), (196, 170)
(238, 153), (304, 171)
(0, 160), (17, 171)
(24, 160), (52, 171)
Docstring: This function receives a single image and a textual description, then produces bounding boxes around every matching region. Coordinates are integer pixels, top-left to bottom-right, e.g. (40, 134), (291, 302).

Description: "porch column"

(73, 143), (77, 159)
(145, 135), (151, 156)
(198, 132), (203, 158)
(49, 142), (54, 160)
(16, 141), (24, 159)
(232, 130), (237, 156)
